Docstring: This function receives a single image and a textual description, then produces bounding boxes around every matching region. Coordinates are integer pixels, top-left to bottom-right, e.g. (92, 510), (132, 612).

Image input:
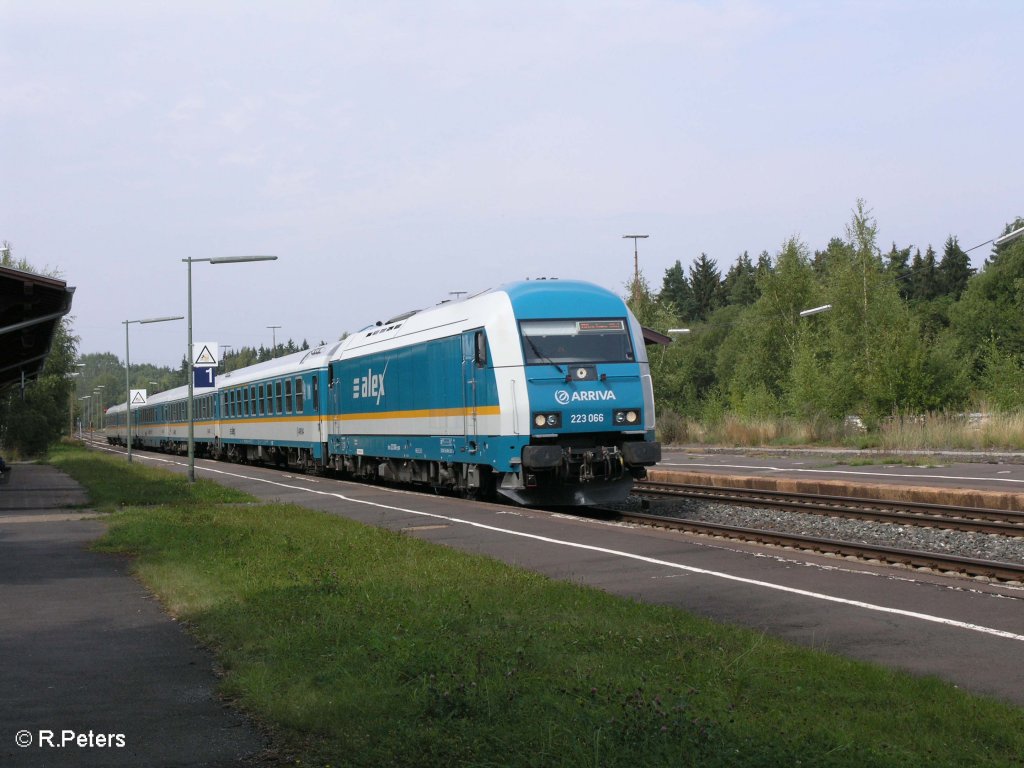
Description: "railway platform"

(656, 446), (1024, 510)
(0, 463), (264, 768)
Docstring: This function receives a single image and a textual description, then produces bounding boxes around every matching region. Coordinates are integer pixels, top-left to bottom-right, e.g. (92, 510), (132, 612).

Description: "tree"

(885, 243), (914, 300)
(908, 246), (940, 301)
(658, 260), (694, 320)
(716, 237), (819, 412)
(722, 251), (759, 307)
(937, 236), (973, 300)
(812, 237), (849, 277)
(688, 253), (723, 322)
(804, 201), (929, 418)
(625, 271), (675, 333)
(950, 220), (1024, 364)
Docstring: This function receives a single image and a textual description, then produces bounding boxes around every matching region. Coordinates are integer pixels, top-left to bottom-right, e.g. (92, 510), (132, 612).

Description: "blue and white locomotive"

(106, 279), (661, 505)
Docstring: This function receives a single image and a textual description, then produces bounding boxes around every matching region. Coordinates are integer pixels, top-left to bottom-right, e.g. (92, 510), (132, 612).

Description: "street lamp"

(184, 255), (277, 481)
(92, 386), (105, 435)
(266, 325), (281, 356)
(67, 363), (86, 438)
(123, 315), (183, 463)
(994, 225), (1024, 247)
(622, 234), (649, 287)
(799, 304), (833, 317)
(67, 372), (81, 437)
(78, 395), (90, 439)
(667, 328), (691, 334)
(964, 224), (1024, 253)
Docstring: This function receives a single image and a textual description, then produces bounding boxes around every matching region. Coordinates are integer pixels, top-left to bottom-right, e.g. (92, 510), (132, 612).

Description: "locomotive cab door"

(461, 329), (487, 452)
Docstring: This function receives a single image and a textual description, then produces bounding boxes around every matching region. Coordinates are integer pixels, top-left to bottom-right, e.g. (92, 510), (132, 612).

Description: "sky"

(2, 1), (1022, 368)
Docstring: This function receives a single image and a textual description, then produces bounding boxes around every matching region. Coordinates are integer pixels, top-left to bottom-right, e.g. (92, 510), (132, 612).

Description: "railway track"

(619, 481), (1024, 583)
(634, 480), (1024, 537)
(85, 439), (1024, 582)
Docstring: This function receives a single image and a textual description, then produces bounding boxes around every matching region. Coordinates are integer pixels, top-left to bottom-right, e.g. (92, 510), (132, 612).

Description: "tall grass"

(658, 408), (1024, 451)
(878, 411), (1024, 452)
(658, 411), (852, 448)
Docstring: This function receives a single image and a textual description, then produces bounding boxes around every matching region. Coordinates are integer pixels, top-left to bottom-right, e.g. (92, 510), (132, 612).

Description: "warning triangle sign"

(193, 343), (218, 366)
(130, 389), (147, 405)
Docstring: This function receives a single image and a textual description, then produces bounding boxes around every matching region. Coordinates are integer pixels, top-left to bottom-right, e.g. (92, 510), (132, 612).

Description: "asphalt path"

(659, 446), (1024, 495)
(87, 440), (1024, 708)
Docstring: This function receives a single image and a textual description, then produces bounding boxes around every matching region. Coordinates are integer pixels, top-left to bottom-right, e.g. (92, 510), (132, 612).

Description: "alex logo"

(352, 367), (387, 404)
(555, 389), (616, 404)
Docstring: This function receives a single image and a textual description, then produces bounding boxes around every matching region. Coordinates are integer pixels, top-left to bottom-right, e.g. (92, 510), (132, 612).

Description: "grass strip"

(52, 445), (1024, 767)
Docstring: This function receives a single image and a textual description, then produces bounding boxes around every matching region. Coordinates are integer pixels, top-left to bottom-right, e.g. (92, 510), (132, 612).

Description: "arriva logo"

(554, 389), (616, 404)
(352, 367), (387, 405)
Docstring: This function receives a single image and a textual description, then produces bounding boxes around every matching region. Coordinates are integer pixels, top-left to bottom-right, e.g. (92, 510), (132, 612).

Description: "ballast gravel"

(620, 496), (1024, 567)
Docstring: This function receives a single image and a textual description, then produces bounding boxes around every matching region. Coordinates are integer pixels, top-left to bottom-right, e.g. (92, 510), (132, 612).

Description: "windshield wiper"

(525, 336), (564, 374)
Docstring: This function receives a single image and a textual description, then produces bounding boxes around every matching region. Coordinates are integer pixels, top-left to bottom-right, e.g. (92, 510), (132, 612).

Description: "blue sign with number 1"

(194, 367), (216, 389)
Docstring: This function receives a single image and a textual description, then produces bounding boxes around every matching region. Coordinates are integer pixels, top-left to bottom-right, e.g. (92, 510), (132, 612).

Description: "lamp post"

(78, 395), (90, 439)
(185, 255), (277, 482)
(622, 234), (649, 284)
(266, 325), (281, 357)
(67, 371), (81, 438)
(123, 315), (183, 463)
(68, 363), (85, 438)
(92, 386), (105, 435)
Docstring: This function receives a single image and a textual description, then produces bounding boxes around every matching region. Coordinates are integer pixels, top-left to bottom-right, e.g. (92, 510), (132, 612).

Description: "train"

(104, 279), (662, 505)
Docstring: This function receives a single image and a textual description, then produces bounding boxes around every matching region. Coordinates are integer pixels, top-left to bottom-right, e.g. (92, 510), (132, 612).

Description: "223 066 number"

(570, 413), (605, 424)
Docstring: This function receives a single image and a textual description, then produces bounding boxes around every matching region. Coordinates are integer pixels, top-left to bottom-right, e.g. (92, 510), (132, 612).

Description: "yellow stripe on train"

(338, 405), (501, 421)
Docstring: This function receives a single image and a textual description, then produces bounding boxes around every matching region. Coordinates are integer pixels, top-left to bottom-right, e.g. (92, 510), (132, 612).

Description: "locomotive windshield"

(520, 318), (635, 365)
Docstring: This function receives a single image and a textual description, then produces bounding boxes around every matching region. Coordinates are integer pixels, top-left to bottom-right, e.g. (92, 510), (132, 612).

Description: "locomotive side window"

(285, 379), (293, 414)
(295, 378), (304, 413)
(519, 318), (634, 364)
(474, 330), (488, 367)
(276, 381), (283, 414)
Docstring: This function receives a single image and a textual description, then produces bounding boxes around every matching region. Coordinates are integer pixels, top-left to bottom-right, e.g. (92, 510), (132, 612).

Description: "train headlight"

(532, 412), (562, 429)
(614, 409), (640, 425)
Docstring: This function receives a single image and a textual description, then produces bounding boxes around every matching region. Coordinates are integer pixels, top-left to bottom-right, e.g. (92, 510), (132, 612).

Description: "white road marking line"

(93, 444), (1024, 643)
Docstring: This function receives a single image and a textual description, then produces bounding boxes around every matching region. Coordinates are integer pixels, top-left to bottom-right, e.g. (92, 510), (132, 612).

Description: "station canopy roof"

(641, 326), (672, 346)
(0, 265), (75, 392)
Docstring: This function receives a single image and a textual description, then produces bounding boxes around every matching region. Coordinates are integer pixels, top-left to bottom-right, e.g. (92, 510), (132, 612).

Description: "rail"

(634, 480), (1024, 537)
(613, 509), (1024, 582)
